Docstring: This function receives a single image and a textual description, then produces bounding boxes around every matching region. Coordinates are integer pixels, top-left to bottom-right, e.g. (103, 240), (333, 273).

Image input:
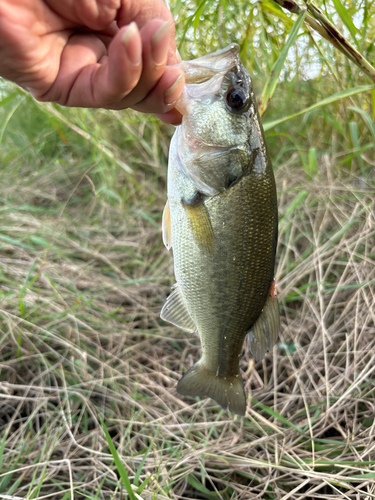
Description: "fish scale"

(171, 161), (277, 371)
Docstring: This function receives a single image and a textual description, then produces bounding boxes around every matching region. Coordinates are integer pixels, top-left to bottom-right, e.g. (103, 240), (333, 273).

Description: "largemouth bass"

(161, 44), (279, 416)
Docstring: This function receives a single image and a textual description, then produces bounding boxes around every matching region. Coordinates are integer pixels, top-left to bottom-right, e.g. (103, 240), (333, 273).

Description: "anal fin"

(161, 284), (196, 333)
(248, 281), (280, 361)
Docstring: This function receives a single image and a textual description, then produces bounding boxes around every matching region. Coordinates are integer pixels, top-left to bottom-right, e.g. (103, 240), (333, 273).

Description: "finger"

(37, 32), (107, 104)
(73, 20), (119, 45)
(44, 0), (118, 30)
(112, 18), (172, 107)
(130, 65), (185, 115)
(69, 19), (171, 109)
(156, 108), (183, 125)
(90, 22), (143, 106)
(43, 23), (143, 107)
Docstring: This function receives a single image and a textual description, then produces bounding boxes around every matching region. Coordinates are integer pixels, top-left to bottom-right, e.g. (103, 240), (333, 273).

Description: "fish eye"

(225, 87), (249, 113)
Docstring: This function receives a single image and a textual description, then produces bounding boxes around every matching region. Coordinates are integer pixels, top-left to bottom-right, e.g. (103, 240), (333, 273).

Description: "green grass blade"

(259, 1), (293, 25)
(187, 474), (222, 500)
(0, 98), (24, 145)
(258, 10), (306, 117)
(134, 443), (152, 487)
(136, 475), (152, 495)
(263, 84), (375, 130)
(307, 147), (318, 179)
(99, 417), (136, 500)
(0, 91), (18, 108)
(193, 0), (208, 37)
(252, 399), (304, 433)
(331, 0), (358, 48)
(349, 120), (364, 173)
(0, 431), (6, 472)
(348, 106), (375, 142)
(282, 190), (308, 220)
(0, 234), (33, 250)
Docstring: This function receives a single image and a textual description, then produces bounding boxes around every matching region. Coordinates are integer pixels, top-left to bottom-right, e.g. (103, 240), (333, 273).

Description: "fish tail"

(177, 361), (246, 416)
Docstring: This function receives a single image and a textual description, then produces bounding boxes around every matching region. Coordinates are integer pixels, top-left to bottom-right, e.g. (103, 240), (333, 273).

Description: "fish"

(161, 44), (279, 416)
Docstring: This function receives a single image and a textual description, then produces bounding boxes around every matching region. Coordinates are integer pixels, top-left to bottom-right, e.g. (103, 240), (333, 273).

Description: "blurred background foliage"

(172, 0), (375, 180)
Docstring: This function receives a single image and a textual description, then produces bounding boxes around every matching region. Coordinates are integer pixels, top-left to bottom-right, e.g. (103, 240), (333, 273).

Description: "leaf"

(193, 0), (208, 37)
(177, 0), (207, 51)
(0, 98), (24, 144)
(99, 416), (136, 500)
(348, 106), (375, 142)
(331, 0), (358, 48)
(263, 84), (375, 130)
(259, 0), (293, 25)
(258, 10), (306, 117)
(0, 92), (18, 108)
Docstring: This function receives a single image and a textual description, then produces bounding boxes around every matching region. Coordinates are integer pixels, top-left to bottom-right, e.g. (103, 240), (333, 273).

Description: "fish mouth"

(174, 44), (243, 116)
(179, 44), (241, 84)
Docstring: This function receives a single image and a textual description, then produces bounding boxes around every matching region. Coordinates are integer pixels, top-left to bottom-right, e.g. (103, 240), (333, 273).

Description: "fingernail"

(122, 22), (141, 66)
(164, 74), (185, 105)
(152, 21), (170, 66)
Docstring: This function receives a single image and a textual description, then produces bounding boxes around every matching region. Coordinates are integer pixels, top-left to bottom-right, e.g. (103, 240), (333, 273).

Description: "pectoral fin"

(182, 193), (215, 256)
(161, 284), (196, 333)
(248, 281), (280, 361)
(162, 200), (172, 250)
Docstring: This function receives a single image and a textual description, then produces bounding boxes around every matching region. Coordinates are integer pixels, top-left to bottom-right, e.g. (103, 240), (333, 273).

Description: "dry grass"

(1, 130), (374, 498)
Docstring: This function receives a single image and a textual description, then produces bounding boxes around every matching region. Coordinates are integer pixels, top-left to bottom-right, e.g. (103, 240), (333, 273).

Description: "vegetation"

(0, 0), (374, 498)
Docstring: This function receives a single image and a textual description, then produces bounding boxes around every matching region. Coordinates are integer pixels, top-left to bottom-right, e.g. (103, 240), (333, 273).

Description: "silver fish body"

(161, 45), (279, 415)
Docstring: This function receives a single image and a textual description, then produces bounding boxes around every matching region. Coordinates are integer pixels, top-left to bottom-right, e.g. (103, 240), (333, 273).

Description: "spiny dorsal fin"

(161, 284), (196, 333)
(182, 193), (215, 256)
(248, 281), (280, 361)
(162, 200), (172, 250)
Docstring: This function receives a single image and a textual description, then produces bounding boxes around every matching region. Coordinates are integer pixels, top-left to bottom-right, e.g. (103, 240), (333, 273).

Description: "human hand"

(0, 0), (184, 124)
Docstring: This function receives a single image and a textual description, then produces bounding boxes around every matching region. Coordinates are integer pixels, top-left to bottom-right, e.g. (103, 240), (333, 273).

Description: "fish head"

(175, 44), (259, 196)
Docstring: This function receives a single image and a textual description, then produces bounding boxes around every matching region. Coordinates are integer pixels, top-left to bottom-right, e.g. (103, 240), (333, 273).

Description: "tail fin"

(177, 361), (246, 416)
